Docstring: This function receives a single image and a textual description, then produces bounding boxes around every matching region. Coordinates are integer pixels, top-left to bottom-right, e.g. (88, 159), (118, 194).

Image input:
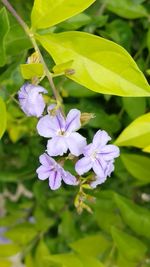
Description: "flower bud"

(80, 112), (95, 125)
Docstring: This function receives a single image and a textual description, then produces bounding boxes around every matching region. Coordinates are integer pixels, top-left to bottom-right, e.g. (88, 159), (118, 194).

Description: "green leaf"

(79, 255), (105, 267)
(58, 13), (91, 30)
(117, 253), (138, 267)
(5, 19), (31, 56)
(37, 31), (150, 97)
(105, 19), (133, 51)
(46, 254), (83, 267)
(0, 97), (7, 139)
(0, 8), (9, 66)
(0, 244), (20, 258)
(70, 234), (111, 257)
(31, 0), (95, 30)
(115, 113), (150, 148)
(123, 97), (146, 119)
(0, 259), (12, 267)
(94, 191), (124, 233)
(20, 63), (44, 79)
(62, 80), (97, 98)
(111, 227), (147, 262)
(121, 153), (150, 183)
(114, 194), (150, 239)
(107, 0), (148, 19)
(35, 240), (50, 267)
(5, 223), (38, 246)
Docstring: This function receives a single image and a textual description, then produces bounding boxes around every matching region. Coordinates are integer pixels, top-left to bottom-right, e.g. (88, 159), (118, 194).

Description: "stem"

(2, 0), (61, 105)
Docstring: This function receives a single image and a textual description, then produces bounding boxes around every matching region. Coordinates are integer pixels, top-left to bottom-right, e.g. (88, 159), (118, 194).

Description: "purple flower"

(36, 153), (78, 190)
(90, 160), (114, 188)
(18, 83), (47, 117)
(75, 130), (119, 182)
(37, 108), (86, 156)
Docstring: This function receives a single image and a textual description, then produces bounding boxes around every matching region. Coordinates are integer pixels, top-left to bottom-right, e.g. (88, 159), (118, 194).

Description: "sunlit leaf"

(20, 63), (44, 79)
(115, 113), (150, 148)
(37, 31), (150, 97)
(31, 0), (95, 29)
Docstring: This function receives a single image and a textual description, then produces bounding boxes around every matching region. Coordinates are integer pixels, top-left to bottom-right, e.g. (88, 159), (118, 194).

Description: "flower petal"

(49, 170), (62, 190)
(90, 176), (107, 188)
(105, 161), (114, 177)
(65, 109), (81, 133)
(83, 143), (94, 157)
(66, 132), (87, 156)
(100, 145), (120, 160)
(39, 153), (55, 167)
(37, 115), (58, 138)
(93, 130), (111, 148)
(62, 170), (78, 185)
(47, 105), (66, 131)
(36, 165), (50, 180)
(93, 158), (106, 177)
(47, 136), (68, 156)
(75, 156), (92, 175)
(18, 84), (47, 117)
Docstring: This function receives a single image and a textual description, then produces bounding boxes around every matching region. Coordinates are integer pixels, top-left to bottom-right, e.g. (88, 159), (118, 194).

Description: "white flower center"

(91, 150), (98, 160)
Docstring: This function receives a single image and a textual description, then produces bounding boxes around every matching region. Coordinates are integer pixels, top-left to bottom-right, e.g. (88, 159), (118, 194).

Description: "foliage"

(0, 0), (150, 266)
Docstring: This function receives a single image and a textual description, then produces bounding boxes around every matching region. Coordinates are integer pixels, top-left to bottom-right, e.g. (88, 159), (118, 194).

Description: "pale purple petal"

(75, 156), (92, 175)
(18, 83), (47, 117)
(37, 115), (58, 138)
(47, 136), (68, 156)
(105, 161), (114, 177)
(30, 94), (45, 117)
(66, 132), (87, 156)
(100, 145), (120, 160)
(48, 170), (62, 190)
(36, 166), (50, 180)
(39, 153), (55, 167)
(62, 170), (78, 185)
(83, 144), (94, 157)
(90, 176), (107, 188)
(93, 130), (111, 148)
(65, 109), (81, 133)
(93, 158), (106, 177)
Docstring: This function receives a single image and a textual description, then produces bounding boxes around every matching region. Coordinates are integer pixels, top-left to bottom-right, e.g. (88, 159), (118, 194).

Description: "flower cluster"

(18, 83), (120, 191)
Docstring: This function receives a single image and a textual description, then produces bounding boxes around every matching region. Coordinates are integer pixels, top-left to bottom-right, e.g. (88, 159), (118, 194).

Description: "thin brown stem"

(1, 0), (29, 33)
(1, 0), (62, 107)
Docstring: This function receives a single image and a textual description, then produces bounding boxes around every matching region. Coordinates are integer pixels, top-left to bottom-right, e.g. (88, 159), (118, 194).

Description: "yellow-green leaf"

(31, 0), (95, 30)
(115, 113), (150, 148)
(0, 259), (12, 267)
(0, 97), (7, 138)
(0, 244), (20, 258)
(121, 153), (150, 184)
(37, 31), (150, 97)
(70, 234), (111, 257)
(20, 63), (44, 79)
